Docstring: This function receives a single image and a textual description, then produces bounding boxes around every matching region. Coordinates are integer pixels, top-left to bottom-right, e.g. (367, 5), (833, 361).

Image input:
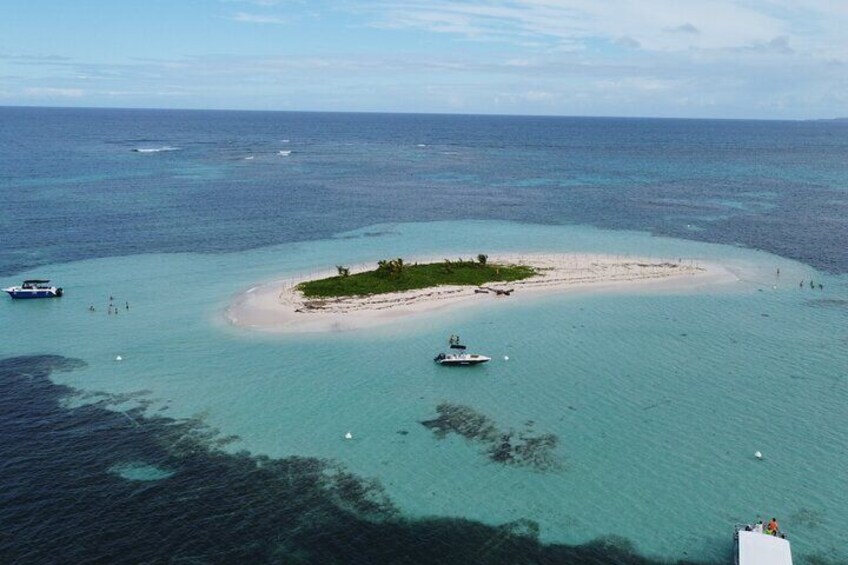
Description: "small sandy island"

(226, 253), (738, 333)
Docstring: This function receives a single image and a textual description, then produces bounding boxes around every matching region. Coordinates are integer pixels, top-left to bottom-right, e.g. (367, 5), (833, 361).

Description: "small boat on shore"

(3, 280), (63, 299)
(734, 522), (792, 565)
(434, 335), (491, 366)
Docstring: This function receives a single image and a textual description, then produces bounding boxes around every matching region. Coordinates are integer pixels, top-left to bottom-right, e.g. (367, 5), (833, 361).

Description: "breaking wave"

(131, 146), (180, 153)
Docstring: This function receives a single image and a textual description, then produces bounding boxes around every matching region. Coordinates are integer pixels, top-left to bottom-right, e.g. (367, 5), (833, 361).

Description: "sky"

(1, 0), (847, 119)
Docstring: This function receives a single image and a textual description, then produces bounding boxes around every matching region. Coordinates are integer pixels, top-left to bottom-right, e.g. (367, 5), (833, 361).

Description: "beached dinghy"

(434, 335), (491, 366)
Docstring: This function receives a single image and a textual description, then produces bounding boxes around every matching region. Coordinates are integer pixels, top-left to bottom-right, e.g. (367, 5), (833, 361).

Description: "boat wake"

(132, 146), (180, 153)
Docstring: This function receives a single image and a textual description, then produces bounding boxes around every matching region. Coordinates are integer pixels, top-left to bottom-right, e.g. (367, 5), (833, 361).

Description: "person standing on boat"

(767, 517), (779, 535)
(753, 520), (764, 534)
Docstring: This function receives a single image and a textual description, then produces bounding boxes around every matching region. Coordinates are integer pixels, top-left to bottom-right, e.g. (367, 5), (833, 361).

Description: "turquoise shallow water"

(2, 220), (846, 562)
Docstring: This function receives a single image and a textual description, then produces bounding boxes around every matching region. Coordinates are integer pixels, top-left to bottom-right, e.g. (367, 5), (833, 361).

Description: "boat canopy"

(23, 279), (50, 284)
(450, 344), (467, 350)
(737, 531), (792, 565)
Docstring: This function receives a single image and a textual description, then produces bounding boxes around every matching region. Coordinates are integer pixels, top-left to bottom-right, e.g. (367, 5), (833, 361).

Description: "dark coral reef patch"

(421, 402), (563, 471)
(1, 355), (724, 564)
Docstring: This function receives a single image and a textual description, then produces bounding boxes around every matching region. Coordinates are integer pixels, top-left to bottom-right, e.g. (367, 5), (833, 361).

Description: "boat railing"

(735, 522), (788, 539)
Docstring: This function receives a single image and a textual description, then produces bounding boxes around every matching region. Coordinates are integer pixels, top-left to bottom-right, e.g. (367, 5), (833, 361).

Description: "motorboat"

(3, 280), (63, 299)
(434, 349), (491, 366)
(734, 522), (792, 565)
(434, 335), (490, 366)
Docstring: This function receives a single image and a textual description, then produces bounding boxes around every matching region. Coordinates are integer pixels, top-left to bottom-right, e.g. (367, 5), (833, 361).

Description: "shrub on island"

(297, 256), (535, 298)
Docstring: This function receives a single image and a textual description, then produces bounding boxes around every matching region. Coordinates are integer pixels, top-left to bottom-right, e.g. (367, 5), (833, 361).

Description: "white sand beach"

(226, 253), (739, 334)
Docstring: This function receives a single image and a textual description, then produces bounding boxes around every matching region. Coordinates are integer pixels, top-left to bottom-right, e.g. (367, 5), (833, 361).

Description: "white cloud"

(231, 12), (287, 24)
(665, 23), (699, 35)
(615, 36), (641, 49)
(594, 77), (678, 92)
(24, 87), (84, 97)
(221, 0), (285, 5)
(368, 0), (847, 55)
(5, 1), (848, 118)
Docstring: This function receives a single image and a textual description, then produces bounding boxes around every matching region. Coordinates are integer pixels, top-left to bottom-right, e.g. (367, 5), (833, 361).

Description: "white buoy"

(504, 355), (509, 361)
(115, 355), (123, 361)
(344, 432), (353, 440)
(754, 451), (763, 460)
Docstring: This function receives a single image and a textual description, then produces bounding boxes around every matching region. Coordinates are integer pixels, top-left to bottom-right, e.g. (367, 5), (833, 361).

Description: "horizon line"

(2, 103), (842, 123)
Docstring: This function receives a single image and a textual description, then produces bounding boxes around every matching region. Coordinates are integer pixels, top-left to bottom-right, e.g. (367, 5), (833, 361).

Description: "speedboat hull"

(3, 287), (63, 299)
(434, 354), (491, 366)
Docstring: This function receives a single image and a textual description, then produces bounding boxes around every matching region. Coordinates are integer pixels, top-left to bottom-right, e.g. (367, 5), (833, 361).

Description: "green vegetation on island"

(297, 255), (536, 298)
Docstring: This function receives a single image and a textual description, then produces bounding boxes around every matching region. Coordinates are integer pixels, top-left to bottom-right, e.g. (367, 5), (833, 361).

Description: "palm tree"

(392, 257), (405, 276)
(377, 258), (405, 278)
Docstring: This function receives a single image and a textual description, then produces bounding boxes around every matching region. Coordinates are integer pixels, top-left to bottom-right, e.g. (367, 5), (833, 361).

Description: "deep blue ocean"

(1, 107), (847, 564)
(2, 107), (846, 277)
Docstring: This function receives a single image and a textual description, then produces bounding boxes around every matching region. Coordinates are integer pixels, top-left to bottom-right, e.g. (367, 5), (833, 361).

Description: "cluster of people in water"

(800, 279), (824, 290)
(778, 268), (824, 290)
(745, 517), (785, 538)
(87, 295), (130, 315)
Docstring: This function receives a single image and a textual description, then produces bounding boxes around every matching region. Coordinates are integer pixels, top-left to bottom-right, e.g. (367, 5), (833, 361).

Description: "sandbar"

(226, 253), (739, 334)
